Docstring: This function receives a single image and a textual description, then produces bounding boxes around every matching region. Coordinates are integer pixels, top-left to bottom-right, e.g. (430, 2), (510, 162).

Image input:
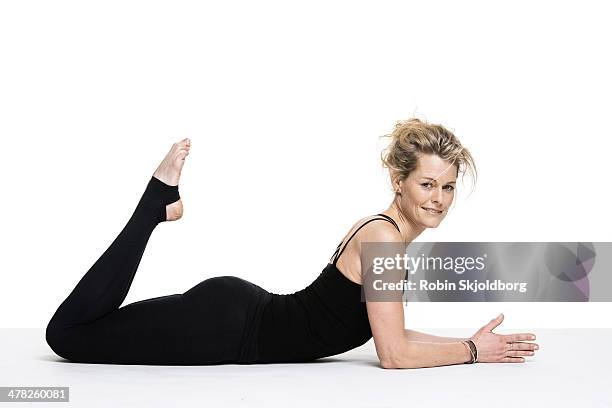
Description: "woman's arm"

(359, 223), (538, 367)
(360, 223), (473, 368)
(404, 328), (467, 343)
(384, 340), (472, 369)
(367, 301), (472, 368)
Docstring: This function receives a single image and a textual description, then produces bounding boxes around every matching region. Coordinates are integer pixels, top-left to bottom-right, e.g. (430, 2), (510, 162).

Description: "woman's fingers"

(502, 357), (525, 363)
(482, 313), (504, 332)
(502, 334), (539, 354)
(500, 338), (538, 362)
(503, 333), (536, 342)
(505, 349), (535, 357)
(507, 341), (539, 351)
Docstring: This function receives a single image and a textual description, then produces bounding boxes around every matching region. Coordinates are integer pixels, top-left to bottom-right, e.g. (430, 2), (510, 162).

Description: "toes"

(178, 138), (191, 148)
(171, 138), (191, 152)
(176, 149), (189, 161)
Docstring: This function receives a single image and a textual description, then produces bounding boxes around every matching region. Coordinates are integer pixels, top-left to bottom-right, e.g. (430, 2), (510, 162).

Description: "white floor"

(1, 328), (610, 407)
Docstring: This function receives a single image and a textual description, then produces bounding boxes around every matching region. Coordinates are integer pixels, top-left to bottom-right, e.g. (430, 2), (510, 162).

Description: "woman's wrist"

(461, 339), (477, 363)
(460, 341), (472, 363)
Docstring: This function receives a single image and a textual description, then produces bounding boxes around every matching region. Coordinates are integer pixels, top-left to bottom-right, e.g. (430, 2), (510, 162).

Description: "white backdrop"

(1, 0), (610, 329)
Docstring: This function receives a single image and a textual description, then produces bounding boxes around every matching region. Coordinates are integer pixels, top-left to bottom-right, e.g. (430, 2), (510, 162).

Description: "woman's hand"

(469, 313), (539, 363)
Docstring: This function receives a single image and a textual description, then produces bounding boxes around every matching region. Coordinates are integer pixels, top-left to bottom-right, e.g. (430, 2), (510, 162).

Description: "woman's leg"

(46, 139), (271, 365)
(49, 176), (179, 328)
(46, 140), (269, 365)
(47, 272), (265, 365)
(45, 175), (183, 360)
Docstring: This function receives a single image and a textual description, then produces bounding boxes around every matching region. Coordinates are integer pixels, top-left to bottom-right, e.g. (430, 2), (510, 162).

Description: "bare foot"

(153, 138), (191, 221)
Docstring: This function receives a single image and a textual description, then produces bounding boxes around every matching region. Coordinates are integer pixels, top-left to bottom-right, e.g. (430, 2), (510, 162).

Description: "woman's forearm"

(383, 340), (471, 369)
(404, 329), (467, 343)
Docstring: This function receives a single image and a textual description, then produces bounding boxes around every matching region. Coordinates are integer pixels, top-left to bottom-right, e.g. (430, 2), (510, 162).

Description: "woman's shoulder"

(349, 214), (403, 245)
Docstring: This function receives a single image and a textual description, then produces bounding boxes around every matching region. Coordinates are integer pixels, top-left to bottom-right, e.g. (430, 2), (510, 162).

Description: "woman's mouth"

(422, 207), (443, 215)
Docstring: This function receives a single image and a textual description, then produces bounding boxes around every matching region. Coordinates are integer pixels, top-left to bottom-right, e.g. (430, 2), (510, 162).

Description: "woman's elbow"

(379, 355), (409, 369)
(379, 358), (398, 369)
(378, 342), (415, 369)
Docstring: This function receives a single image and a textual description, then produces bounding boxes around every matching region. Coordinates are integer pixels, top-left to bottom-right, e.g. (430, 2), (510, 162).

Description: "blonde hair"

(380, 118), (477, 191)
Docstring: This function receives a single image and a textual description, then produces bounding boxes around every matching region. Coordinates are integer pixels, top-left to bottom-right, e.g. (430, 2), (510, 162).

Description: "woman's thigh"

(50, 276), (264, 365)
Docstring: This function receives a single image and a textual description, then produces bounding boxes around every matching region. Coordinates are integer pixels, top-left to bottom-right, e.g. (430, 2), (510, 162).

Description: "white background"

(1, 0), (610, 329)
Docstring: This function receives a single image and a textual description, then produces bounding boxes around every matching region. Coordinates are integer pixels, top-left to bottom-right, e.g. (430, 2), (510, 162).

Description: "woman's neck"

(381, 203), (425, 244)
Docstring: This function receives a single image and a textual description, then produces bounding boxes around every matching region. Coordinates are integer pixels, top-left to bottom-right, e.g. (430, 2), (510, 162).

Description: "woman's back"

(253, 214), (401, 363)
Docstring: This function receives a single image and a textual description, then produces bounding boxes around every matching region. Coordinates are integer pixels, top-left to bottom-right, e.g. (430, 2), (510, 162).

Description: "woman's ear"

(390, 170), (402, 194)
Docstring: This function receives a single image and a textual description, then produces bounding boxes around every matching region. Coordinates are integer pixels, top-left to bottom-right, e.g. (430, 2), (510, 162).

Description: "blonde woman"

(46, 118), (539, 368)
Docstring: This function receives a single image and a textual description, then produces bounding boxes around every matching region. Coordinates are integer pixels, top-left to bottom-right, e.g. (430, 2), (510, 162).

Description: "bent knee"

(45, 320), (72, 361)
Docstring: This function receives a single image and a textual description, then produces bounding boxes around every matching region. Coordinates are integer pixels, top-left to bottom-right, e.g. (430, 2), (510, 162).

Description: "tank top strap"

(331, 213), (401, 266)
(374, 213), (401, 233)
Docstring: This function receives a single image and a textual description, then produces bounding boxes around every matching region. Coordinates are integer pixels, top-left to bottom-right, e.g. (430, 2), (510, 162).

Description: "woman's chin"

(420, 218), (444, 228)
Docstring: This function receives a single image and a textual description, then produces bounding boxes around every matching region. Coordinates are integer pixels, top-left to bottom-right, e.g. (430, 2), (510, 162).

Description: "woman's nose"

(430, 187), (442, 203)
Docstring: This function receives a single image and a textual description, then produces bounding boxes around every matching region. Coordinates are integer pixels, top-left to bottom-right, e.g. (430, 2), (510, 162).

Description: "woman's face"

(394, 154), (457, 229)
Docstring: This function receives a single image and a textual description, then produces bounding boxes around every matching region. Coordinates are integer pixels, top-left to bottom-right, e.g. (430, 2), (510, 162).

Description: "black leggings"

(46, 176), (270, 365)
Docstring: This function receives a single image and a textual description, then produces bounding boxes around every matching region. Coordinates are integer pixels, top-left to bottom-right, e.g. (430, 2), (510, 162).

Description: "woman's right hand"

(469, 313), (539, 363)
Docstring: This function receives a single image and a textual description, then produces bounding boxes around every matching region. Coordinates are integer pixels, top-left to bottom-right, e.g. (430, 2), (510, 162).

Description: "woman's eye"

(421, 183), (454, 191)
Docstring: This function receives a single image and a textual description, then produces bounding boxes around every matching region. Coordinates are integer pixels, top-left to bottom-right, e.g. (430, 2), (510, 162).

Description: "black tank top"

(254, 213), (401, 363)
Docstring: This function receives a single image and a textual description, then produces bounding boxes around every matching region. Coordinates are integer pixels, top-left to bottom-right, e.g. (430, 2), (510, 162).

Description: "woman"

(46, 118), (539, 368)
